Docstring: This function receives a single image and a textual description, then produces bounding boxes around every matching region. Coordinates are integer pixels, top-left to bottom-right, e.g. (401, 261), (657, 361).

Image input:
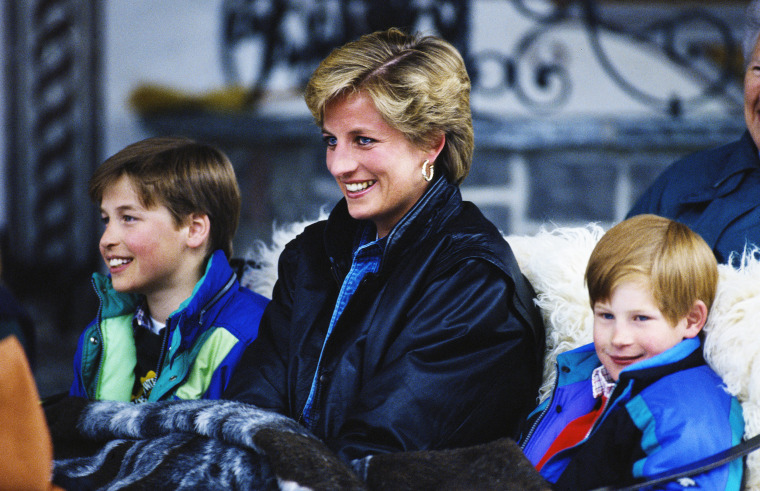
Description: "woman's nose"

(326, 144), (357, 178)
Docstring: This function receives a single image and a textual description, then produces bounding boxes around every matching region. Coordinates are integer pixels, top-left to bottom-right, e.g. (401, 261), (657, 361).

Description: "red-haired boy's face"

(593, 282), (698, 381)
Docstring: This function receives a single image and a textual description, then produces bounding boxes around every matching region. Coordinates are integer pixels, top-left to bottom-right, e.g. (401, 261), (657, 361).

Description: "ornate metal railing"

(221, 0), (469, 98)
(221, 0), (742, 116)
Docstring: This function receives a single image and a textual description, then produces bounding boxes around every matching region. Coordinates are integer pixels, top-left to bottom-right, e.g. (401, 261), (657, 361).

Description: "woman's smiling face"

(322, 91), (442, 238)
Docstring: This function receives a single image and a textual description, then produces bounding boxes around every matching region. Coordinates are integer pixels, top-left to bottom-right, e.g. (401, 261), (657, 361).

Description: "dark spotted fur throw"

(45, 397), (364, 490)
(45, 397), (548, 490)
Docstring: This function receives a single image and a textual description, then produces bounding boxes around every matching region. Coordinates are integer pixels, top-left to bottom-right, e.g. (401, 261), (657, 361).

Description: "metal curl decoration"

(220, 0), (469, 102)
(468, 1), (574, 112)
(466, 0), (739, 115)
(219, 0), (740, 117)
(510, 0), (569, 24)
(511, 25), (573, 111)
(580, 0), (739, 116)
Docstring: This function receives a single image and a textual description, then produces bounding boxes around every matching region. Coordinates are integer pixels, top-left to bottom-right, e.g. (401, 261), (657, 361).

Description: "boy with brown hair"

(70, 136), (268, 402)
(520, 214), (744, 490)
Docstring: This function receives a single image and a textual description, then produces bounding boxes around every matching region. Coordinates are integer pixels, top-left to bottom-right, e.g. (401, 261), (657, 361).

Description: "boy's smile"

(98, 175), (199, 315)
(592, 281), (701, 381)
(107, 257), (131, 270)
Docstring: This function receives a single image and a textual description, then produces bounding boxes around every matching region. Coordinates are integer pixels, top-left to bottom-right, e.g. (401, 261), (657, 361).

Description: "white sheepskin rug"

(703, 252), (760, 490)
(239, 213), (328, 298)
(505, 224), (602, 403)
(244, 219), (760, 488)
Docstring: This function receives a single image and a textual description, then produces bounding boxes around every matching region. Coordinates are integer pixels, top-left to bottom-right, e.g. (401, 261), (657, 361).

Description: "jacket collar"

(324, 175), (459, 279)
(95, 250), (237, 345)
(681, 131), (760, 204)
(557, 337), (704, 391)
(677, 131), (760, 252)
(615, 337), (704, 391)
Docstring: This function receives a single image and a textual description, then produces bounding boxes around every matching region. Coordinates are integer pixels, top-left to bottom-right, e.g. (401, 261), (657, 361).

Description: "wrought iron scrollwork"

(466, 0), (739, 115)
(220, 0), (468, 99)
(221, 0), (741, 117)
(580, 0), (739, 116)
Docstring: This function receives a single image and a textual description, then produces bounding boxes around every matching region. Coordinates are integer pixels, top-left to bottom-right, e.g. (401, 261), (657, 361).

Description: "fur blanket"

(46, 397), (365, 490)
(46, 397), (547, 490)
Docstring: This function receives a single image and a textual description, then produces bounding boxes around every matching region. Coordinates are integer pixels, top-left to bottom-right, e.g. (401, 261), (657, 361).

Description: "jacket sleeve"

(221, 241), (299, 413)
(330, 258), (540, 462)
(622, 374), (744, 490)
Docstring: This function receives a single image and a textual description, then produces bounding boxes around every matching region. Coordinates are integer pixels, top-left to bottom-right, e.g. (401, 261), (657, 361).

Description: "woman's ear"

(427, 133), (446, 164)
(186, 213), (211, 250)
(682, 300), (708, 339)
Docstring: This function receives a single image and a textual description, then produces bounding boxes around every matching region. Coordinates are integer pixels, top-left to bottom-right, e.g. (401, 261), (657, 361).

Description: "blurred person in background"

(628, 0), (760, 264)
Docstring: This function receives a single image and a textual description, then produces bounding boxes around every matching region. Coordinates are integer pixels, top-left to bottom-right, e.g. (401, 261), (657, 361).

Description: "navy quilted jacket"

(224, 175), (545, 463)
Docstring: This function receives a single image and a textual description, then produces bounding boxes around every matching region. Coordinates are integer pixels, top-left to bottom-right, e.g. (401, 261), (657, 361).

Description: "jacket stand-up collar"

(323, 175), (456, 280)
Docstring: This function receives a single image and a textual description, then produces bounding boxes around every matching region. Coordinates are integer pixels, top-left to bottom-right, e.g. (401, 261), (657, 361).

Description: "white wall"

(103, 0), (228, 157)
(101, 0), (742, 159)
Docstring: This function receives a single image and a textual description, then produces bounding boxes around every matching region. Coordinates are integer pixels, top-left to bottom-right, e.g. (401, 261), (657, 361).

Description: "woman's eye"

(322, 135), (337, 147)
(357, 136), (373, 145)
(122, 215), (136, 223)
(634, 315), (650, 322)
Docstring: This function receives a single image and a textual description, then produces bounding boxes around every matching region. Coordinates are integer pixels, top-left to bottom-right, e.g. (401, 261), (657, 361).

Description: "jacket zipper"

(90, 277), (106, 399)
(200, 273), (236, 324)
(520, 361), (560, 451)
(152, 271), (236, 398)
(523, 374), (631, 468)
(154, 320), (171, 379)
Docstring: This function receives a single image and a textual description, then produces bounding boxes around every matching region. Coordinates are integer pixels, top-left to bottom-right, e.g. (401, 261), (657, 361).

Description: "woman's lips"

(344, 180), (376, 196)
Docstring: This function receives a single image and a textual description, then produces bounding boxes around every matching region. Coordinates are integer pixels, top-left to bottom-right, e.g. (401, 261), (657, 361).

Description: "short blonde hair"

(304, 27), (474, 184)
(89, 136), (241, 259)
(585, 214), (718, 326)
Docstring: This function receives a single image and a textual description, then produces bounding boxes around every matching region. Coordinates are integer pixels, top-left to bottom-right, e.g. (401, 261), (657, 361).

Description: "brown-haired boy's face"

(592, 281), (698, 381)
(98, 175), (195, 299)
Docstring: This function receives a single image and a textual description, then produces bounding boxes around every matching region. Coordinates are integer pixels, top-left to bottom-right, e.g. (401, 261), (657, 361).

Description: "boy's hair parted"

(585, 214), (718, 326)
(304, 27), (474, 185)
(89, 136), (241, 259)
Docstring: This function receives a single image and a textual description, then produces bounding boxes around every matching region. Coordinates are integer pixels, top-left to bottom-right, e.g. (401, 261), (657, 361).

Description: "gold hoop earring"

(421, 159), (434, 182)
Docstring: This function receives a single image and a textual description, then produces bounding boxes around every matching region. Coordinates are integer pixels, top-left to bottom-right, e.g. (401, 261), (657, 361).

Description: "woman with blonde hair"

(225, 27), (545, 463)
